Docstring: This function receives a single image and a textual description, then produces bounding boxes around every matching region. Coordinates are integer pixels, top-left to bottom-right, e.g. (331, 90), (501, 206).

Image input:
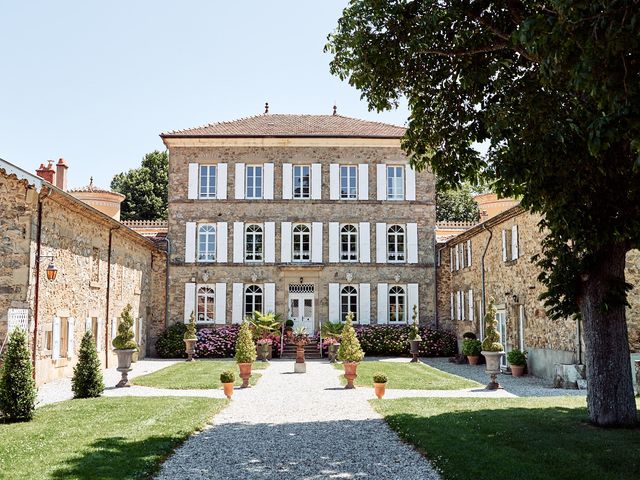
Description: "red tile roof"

(161, 114), (406, 138)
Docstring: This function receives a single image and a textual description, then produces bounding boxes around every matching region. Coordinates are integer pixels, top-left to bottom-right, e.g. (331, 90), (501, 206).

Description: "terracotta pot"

(343, 362), (359, 389)
(511, 364), (525, 377)
(223, 382), (234, 399)
(184, 338), (197, 361)
(114, 348), (136, 388)
(374, 382), (386, 399)
(238, 362), (252, 388)
(467, 355), (480, 365)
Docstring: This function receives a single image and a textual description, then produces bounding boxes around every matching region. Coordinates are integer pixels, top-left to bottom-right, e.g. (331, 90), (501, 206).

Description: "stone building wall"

(626, 249), (640, 352)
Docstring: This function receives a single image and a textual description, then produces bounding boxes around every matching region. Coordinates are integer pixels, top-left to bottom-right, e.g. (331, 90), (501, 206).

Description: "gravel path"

(157, 359), (441, 480)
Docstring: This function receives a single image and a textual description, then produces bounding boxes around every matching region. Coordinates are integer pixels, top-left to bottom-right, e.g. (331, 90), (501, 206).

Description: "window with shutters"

(246, 165), (263, 199)
(502, 228), (517, 262)
(340, 285), (358, 322)
(340, 166), (358, 199)
(244, 285), (263, 317)
(44, 329), (53, 352)
(293, 165), (311, 199)
(292, 224), (311, 262)
(245, 224), (263, 262)
(198, 224), (216, 262)
(197, 286), (215, 323)
(59, 317), (69, 358)
(387, 225), (406, 262)
(340, 224), (358, 262)
(199, 165), (217, 199)
(387, 166), (404, 200)
(389, 286), (406, 323)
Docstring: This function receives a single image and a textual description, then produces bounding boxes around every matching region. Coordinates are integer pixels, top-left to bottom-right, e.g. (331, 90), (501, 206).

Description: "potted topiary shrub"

(220, 370), (235, 399)
(507, 348), (527, 377)
(292, 326), (309, 373)
(337, 312), (365, 389)
(0, 328), (36, 422)
(112, 304), (138, 388)
(234, 321), (257, 388)
(462, 338), (482, 365)
(408, 305), (422, 362)
(373, 372), (388, 399)
(481, 299), (505, 389)
(321, 321), (344, 363)
(183, 311), (197, 362)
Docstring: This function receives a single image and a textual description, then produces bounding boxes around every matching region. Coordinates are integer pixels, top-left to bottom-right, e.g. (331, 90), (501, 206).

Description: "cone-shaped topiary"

(0, 328), (36, 422)
(234, 321), (257, 364)
(72, 331), (104, 398)
(481, 299), (504, 352)
(338, 312), (365, 363)
(408, 304), (422, 341)
(184, 311), (197, 340)
(112, 304), (138, 350)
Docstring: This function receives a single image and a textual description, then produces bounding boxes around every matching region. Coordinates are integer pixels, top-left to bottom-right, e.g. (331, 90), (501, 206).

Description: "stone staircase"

(280, 343), (322, 360)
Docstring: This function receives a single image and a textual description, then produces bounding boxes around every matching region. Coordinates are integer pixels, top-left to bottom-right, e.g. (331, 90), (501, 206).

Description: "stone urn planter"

(409, 339), (422, 363)
(482, 351), (505, 389)
(183, 338), (197, 362)
(238, 362), (253, 388)
(114, 348), (137, 388)
(258, 341), (271, 362)
(343, 362), (359, 389)
(328, 343), (340, 363)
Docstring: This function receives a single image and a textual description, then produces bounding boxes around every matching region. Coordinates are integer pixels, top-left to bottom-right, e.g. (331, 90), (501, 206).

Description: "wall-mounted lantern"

(39, 255), (58, 282)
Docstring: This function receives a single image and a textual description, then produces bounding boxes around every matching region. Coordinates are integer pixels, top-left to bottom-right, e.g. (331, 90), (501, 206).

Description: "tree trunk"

(578, 244), (637, 427)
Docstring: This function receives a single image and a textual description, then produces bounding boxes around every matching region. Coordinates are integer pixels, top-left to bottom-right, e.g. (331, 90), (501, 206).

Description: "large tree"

(327, 1), (640, 426)
(437, 182), (481, 222)
(111, 150), (168, 220)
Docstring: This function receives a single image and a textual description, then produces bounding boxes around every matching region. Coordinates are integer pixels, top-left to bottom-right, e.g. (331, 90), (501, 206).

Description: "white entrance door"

(288, 285), (315, 335)
(496, 310), (508, 368)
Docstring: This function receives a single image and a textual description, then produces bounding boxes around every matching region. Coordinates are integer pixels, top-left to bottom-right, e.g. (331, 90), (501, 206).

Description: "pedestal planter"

(114, 348), (136, 388)
(467, 355), (480, 365)
(409, 340), (422, 363)
(374, 382), (386, 399)
(294, 344), (307, 373)
(238, 362), (252, 388)
(258, 342), (271, 362)
(328, 343), (340, 363)
(482, 351), (504, 389)
(343, 362), (359, 389)
(183, 338), (197, 361)
(223, 382), (234, 399)
(511, 364), (525, 377)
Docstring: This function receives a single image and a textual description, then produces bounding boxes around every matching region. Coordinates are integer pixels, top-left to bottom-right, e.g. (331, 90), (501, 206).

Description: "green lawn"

(0, 396), (226, 480)
(133, 360), (268, 389)
(373, 397), (640, 480)
(333, 361), (481, 390)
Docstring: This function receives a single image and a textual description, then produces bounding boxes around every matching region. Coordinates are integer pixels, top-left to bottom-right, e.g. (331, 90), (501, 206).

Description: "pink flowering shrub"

(192, 325), (282, 358)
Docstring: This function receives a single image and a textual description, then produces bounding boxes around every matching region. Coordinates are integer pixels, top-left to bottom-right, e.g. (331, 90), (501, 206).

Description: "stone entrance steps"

(281, 343), (322, 359)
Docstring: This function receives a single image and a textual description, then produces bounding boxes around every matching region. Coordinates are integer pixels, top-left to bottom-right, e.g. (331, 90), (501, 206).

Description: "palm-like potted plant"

(462, 337), (482, 365)
(481, 299), (505, 389)
(249, 311), (282, 361)
(220, 370), (235, 399)
(507, 348), (527, 377)
(337, 312), (365, 389)
(183, 311), (197, 361)
(292, 326), (309, 373)
(234, 321), (257, 388)
(321, 321), (344, 362)
(373, 372), (388, 399)
(112, 304), (138, 388)
(408, 305), (422, 362)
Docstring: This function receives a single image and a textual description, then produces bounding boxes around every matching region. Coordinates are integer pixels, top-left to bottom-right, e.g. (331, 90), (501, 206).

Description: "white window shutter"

(461, 292), (466, 320)
(52, 317), (61, 359)
(85, 317), (92, 332)
(405, 165), (416, 201)
(281, 222), (292, 262)
(376, 164), (387, 200)
(188, 163), (198, 199)
(455, 244), (460, 270)
(311, 163), (322, 199)
(185, 222), (196, 263)
(232, 283), (244, 324)
(450, 248), (454, 271)
(217, 164), (228, 200)
(359, 222), (370, 263)
(329, 164), (340, 200)
(376, 223), (387, 263)
(328, 283), (340, 323)
(377, 283), (389, 324)
(457, 291), (462, 320)
(264, 222), (276, 262)
(263, 163), (274, 199)
(467, 240), (472, 266)
(312, 222), (323, 263)
(512, 225), (519, 260)
(67, 318), (75, 358)
(358, 164), (369, 200)
(233, 222), (244, 263)
(359, 283), (371, 324)
(96, 319), (103, 351)
(282, 163), (293, 199)
(468, 289), (474, 321)
(217, 222), (228, 263)
(450, 292), (454, 319)
(111, 318), (118, 340)
(407, 284), (419, 322)
(264, 283), (276, 313)
(215, 283), (226, 324)
(234, 163), (245, 199)
(407, 223), (418, 263)
(329, 222), (340, 262)
(184, 282), (196, 322)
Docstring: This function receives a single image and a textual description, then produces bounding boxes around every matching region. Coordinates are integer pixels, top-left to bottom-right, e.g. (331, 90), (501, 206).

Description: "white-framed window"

(199, 165), (217, 199)
(293, 165), (311, 199)
(340, 224), (358, 262)
(197, 286), (215, 323)
(245, 224), (263, 262)
(244, 284), (263, 317)
(246, 165), (263, 199)
(387, 225), (406, 262)
(340, 285), (358, 322)
(388, 285), (406, 323)
(340, 165), (358, 199)
(292, 224), (311, 262)
(197, 224), (216, 262)
(387, 166), (404, 200)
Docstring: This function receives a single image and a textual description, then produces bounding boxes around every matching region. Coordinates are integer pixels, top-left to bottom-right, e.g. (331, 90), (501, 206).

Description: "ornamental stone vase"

(409, 340), (421, 363)
(114, 348), (137, 388)
(343, 362), (359, 389)
(328, 343), (340, 363)
(183, 338), (197, 361)
(482, 351), (504, 390)
(258, 342), (271, 362)
(294, 344), (307, 373)
(238, 362), (252, 388)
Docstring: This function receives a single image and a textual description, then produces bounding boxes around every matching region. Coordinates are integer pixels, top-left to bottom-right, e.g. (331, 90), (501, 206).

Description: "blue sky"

(0, 1), (409, 190)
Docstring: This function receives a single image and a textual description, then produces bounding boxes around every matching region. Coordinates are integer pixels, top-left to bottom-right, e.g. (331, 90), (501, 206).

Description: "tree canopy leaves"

(436, 182), (480, 223)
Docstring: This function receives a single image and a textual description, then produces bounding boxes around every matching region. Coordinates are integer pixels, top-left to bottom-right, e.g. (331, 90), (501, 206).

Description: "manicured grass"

(0, 396), (226, 479)
(333, 361), (481, 390)
(133, 360), (268, 389)
(373, 397), (640, 480)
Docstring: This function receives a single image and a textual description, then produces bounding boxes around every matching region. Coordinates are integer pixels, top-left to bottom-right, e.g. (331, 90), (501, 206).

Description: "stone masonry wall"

(626, 249), (640, 351)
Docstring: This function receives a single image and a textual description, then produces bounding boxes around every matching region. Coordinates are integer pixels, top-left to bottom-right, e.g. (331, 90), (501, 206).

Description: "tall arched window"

(340, 285), (358, 322)
(245, 224), (263, 261)
(198, 224), (216, 262)
(244, 285), (263, 317)
(340, 224), (358, 262)
(197, 286), (215, 323)
(387, 225), (405, 262)
(389, 286), (406, 323)
(292, 224), (311, 261)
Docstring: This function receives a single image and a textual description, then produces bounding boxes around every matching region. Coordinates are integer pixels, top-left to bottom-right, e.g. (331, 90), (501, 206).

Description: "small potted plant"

(292, 326), (309, 373)
(481, 299), (505, 389)
(220, 370), (235, 399)
(408, 305), (422, 362)
(373, 373), (388, 399)
(183, 311), (197, 361)
(249, 311), (281, 361)
(235, 321), (257, 388)
(321, 321), (343, 363)
(257, 337), (272, 362)
(112, 304), (138, 388)
(337, 312), (365, 389)
(323, 337), (340, 363)
(507, 348), (527, 377)
(462, 337), (482, 365)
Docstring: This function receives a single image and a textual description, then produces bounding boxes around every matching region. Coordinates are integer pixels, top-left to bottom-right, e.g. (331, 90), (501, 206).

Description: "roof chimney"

(56, 158), (68, 191)
(36, 160), (56, 184)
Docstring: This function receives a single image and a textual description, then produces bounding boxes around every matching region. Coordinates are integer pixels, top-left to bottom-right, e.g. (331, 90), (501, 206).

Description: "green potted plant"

(373, 372), (388, 399)
(481, 299), (504, 389)
(321, 321), (344, 362)
(112, 304), (138, 388)
(337, 312), (365, 389)
(408, 305), (422, 362)
(292, 326), (309, 373)
(183, 311), (197, 361)
(507, 348), (527, 377)
(284, 319), (294, 339)
(249, 311), (281, 361)
(220, 370), (235, 399)
(462, 338), (482, 365)
(234, 321), (257, 388)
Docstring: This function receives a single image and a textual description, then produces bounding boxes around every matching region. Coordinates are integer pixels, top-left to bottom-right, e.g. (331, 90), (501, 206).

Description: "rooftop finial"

(89, 176), (94, 186)
(264, 102), (269, 114)
(333, 104), (337, 116)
